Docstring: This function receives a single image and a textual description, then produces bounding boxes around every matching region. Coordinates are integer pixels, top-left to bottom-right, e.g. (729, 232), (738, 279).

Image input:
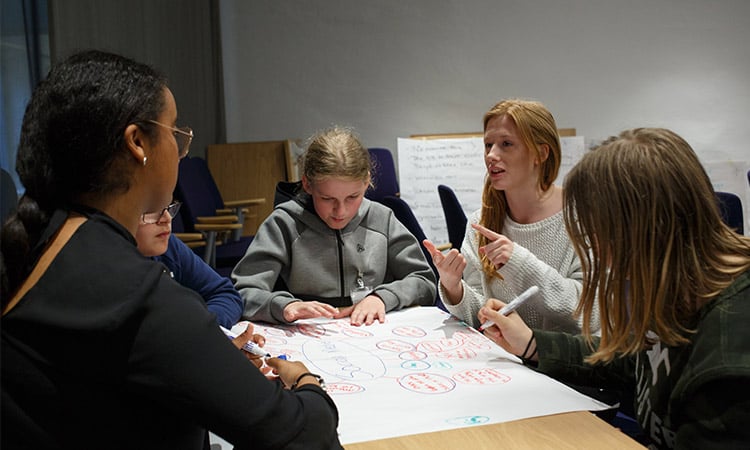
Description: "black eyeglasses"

(141, 201), (182, 224)
(147, 120), (193, 159)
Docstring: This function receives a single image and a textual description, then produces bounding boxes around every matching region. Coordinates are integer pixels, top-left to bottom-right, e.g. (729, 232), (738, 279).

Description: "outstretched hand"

(423, 239), (465, 304)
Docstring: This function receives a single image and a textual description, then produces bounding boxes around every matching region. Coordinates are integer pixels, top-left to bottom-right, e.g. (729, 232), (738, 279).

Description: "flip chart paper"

(240, 307), (610, 444)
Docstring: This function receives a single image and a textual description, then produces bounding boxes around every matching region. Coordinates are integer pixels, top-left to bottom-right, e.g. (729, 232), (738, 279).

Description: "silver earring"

(142, 156), (148, 166)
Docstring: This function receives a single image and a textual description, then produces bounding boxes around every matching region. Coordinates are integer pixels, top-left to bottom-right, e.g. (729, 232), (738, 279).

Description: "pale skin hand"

(423, 239), (466, 305)
(283, 300), (339, 322)
(335, 295), (386, 326)
(478, 297), (536, 361)
(472, 223), (514, 270)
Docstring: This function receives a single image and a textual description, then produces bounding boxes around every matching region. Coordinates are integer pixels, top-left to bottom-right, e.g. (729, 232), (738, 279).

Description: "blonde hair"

(564, 128), (750, 364)
(479, 99), (561, 278)
(300, 126), (371, 185)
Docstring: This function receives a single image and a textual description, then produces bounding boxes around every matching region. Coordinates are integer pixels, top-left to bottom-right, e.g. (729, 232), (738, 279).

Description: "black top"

(1, 209), (341, 450)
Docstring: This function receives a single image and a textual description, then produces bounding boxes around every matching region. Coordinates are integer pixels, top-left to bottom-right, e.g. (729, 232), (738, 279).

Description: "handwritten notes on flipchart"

(397, 136), (587, 244)
(397, 137), (484, 245)
(558, 136), (587, 184)
(238, 307), (609, 444)
(396, 136), (749, 243)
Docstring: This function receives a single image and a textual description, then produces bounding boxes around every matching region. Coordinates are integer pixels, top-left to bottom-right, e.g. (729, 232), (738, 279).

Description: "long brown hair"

(564, 128), (750, 363)
(479, 99), (561, 278)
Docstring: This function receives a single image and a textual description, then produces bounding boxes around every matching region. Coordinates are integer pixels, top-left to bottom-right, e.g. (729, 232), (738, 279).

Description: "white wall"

(220, 0), (750, 165)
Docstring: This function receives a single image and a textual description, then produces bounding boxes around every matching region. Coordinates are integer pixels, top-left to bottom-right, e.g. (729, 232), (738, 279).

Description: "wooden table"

(344, 410), (645, 449)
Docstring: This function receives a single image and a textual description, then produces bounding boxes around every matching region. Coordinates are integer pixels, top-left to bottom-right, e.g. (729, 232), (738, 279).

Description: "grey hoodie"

(233, 195), (437, 323)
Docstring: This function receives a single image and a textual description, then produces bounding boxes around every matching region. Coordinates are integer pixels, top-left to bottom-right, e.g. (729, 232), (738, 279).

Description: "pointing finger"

(471, 223), (501, 241)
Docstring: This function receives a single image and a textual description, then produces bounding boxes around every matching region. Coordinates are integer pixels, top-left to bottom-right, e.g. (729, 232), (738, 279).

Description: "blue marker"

(220, 326), (271, 357)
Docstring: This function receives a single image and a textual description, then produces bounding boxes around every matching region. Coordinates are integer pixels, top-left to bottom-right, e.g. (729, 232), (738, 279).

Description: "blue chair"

(716, 191), (744, 235)
(379, 195), (448, 310)
(366, 148), (400, 202)
(437, 184), (468, 250)
(174, 157), (261, 270)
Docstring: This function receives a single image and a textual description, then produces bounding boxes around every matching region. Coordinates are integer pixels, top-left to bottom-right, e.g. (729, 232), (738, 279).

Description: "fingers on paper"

(288, 301), (339, 321)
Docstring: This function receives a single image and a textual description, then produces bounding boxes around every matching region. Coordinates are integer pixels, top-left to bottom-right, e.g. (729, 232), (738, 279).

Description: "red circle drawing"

(391, 326), (427, 338)
(341, 327), (374, 338)
(435, 348), (478, 360)
(326, 382), (365, 395)
(398, 373), (455, 394)
(296, 323), (326, 338)
(376, 339), (415, 353)
(416, 336), (464, 353)
(452, 368), (511, 385)
(262, 336), (288, 346)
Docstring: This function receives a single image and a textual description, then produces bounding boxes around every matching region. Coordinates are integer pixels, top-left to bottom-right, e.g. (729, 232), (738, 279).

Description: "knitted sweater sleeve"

(442, 216), (488, 328)
(443, 211), (600, 333)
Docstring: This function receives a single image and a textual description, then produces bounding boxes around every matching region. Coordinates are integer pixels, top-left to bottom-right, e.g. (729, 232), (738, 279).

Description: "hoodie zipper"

(335, 230), (345, 300)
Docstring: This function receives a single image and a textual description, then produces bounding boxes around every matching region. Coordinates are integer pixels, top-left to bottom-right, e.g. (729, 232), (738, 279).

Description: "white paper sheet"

(396, 137), (484, 245)
(235, 307), (610, 445)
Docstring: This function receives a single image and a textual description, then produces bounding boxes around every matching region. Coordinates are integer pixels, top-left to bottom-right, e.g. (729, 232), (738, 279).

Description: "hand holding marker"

(220, 326), (271, 358)
(479, 285), (540, 331)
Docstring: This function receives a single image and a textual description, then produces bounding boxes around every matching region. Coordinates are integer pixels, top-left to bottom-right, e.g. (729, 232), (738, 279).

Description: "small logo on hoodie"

(357, 244), (365, 253)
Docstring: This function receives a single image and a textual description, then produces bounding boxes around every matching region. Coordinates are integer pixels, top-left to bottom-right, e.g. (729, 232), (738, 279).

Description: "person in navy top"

(136, 200), (243, 328)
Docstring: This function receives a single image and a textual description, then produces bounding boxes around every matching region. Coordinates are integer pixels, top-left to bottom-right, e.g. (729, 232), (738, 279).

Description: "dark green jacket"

(533, 270), (750, 449)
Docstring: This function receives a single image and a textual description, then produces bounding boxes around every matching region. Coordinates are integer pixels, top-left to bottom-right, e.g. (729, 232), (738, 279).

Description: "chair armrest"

(196, 215), (240, 224)
(224, 198), (266, 208)
(173, 233), (207, 250)
(173, 232), (204, 242)
(193, 223), (243, 232)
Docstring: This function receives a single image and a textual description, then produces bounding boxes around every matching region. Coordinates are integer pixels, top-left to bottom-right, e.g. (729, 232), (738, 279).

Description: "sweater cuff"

(373, 289), (397, 312)
(270, 295), (299, 324)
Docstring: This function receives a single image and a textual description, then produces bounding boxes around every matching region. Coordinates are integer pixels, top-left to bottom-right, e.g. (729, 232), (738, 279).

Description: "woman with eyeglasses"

(0, 50), (341, 449)
(135, 201), (243, 329)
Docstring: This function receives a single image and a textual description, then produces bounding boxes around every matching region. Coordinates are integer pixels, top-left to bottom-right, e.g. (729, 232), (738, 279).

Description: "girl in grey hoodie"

(233, 127), (437, 326)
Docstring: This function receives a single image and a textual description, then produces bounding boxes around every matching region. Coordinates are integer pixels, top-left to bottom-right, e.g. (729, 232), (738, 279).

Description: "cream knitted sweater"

(442, 209), (600, 333)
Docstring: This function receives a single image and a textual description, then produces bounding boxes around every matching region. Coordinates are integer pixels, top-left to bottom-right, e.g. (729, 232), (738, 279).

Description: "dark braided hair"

(1, 50), (167, 303)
